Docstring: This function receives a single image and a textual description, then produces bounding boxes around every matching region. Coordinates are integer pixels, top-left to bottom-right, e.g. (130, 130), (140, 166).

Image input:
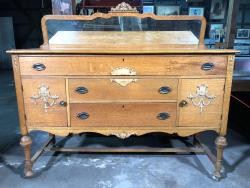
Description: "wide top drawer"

(19, 55), (227, 76)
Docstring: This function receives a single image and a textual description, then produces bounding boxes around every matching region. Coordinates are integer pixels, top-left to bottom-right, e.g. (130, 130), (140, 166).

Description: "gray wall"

(0, 17), (15, 69)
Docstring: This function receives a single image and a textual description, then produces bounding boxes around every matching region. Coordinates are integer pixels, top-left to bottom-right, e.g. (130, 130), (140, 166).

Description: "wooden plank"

(49, 147), (205, 153)
(70, 103), (177, 127)
(7, 48), (238, 54)
(220, 56), (235, 135)
(18, 55), (228, 76)
(31, 135), (55, 163)
(11, 55), (28, 135)
(69, 78), (178, 102)
(49, 31), (200, 46)
(225, 0), (240, 48)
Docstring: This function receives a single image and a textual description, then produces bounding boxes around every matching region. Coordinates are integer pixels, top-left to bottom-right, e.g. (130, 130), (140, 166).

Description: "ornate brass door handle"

(187, 84), (216, 112)
(110, 67), (137, 87)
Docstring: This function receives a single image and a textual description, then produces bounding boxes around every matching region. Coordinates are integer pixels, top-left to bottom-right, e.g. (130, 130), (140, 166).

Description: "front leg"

(213, 136), (227, 181)
(20, 136), (34, 177)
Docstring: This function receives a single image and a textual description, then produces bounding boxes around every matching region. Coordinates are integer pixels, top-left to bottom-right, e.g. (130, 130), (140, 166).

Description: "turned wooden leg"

(20, 136), (34, 177)
(212, 136), (227, 181)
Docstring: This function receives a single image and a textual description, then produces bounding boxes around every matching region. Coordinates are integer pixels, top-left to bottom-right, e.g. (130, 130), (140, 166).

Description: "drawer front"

(19, 55), (227, 76)
(22, 78), (67, 127)
(178, 79), (225, 127)
(69, 78), (178, 102)
(71, 103), (176, 127)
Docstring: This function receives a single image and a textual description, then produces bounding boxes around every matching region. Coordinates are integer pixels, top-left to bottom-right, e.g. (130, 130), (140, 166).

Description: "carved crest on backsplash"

(110, 2), (138, 13)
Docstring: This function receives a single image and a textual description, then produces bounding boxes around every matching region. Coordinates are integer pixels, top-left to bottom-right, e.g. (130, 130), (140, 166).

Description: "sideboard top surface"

(49, 31), (200, 46)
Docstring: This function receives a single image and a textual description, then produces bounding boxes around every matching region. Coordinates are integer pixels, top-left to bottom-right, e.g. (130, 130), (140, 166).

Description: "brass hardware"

(111, 132), (136, 139)
(201, 63), (214, 71)
(187, 84), (216, 112)
(75, 87), (88, 94)
(32, 63), (46, 71)
(59, 101), (67, 107)
(111, 67), (137, 76)
(159, 86), (171, 94)
(77, 112), (89, 120)
(31, 84), (59, 112)
(110, 2), (138, 13)
(110, 67), (137, 87)
(157, 112), (170, 120)
(179, 100), (188, 107)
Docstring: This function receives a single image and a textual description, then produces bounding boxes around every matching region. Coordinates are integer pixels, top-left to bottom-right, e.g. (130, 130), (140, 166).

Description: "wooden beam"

(225, 0), (240, 49)
(48, 147), (205, 153)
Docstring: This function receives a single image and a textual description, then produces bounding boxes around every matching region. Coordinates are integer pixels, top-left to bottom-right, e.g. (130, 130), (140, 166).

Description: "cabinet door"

(178, 79), (225, 127)
(22, 79), (67, 127)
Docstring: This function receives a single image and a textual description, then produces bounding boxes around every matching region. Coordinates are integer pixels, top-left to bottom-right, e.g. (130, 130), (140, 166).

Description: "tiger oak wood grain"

(69, 78), (178, 102)
(7, 12), (237, 179)
(49, 31), (200, 47)
(178, 79), (225, 127)
(19, 55), (227, 76)
(22, 79), (67, 127)
(71, 103), (176, 127)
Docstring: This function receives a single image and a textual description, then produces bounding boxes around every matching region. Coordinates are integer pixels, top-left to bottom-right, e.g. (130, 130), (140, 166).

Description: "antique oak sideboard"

(8, 3), (237, 181)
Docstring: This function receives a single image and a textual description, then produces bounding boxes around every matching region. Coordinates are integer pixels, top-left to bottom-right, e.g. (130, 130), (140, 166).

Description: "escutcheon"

(110, 67), (137, 87)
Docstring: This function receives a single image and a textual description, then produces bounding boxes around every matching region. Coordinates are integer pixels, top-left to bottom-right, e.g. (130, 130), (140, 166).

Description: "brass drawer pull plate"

(159, 86), (171, 94)
(77, 112), (89, 120)
(201, 63), (214, 71)
(75, 87), (88, 94)
(30, 84), (59, 112)
(157, 112), (170, 120)
(110, 67), (137, 87)
(32, 63), (46, 71)
(187, 84), (216, 112)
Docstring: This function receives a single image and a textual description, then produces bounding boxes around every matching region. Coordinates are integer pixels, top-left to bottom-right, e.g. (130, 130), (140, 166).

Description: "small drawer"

(69, 78), (178, 102)
(70, 103), (176, 127)
(19, 55), (227, 76)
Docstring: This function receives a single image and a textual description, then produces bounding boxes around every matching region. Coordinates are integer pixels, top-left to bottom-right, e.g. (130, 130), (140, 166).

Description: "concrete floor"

(0, 70), (250, 188)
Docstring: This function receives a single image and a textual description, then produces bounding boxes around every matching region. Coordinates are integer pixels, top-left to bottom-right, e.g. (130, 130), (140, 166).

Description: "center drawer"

(69, 78), (178, 102)
(70, 103), (176, 127)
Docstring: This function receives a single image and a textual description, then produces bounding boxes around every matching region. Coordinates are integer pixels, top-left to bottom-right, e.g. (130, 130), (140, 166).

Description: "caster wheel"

(220, 166), (225, 174)
(212, 175), (220, 181)
(24, 170), (34, 178)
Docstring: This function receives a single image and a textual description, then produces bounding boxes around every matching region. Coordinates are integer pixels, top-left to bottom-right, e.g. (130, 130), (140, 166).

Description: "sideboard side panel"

(11, 55), (28, 135)
(220, 55), (235, 135)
